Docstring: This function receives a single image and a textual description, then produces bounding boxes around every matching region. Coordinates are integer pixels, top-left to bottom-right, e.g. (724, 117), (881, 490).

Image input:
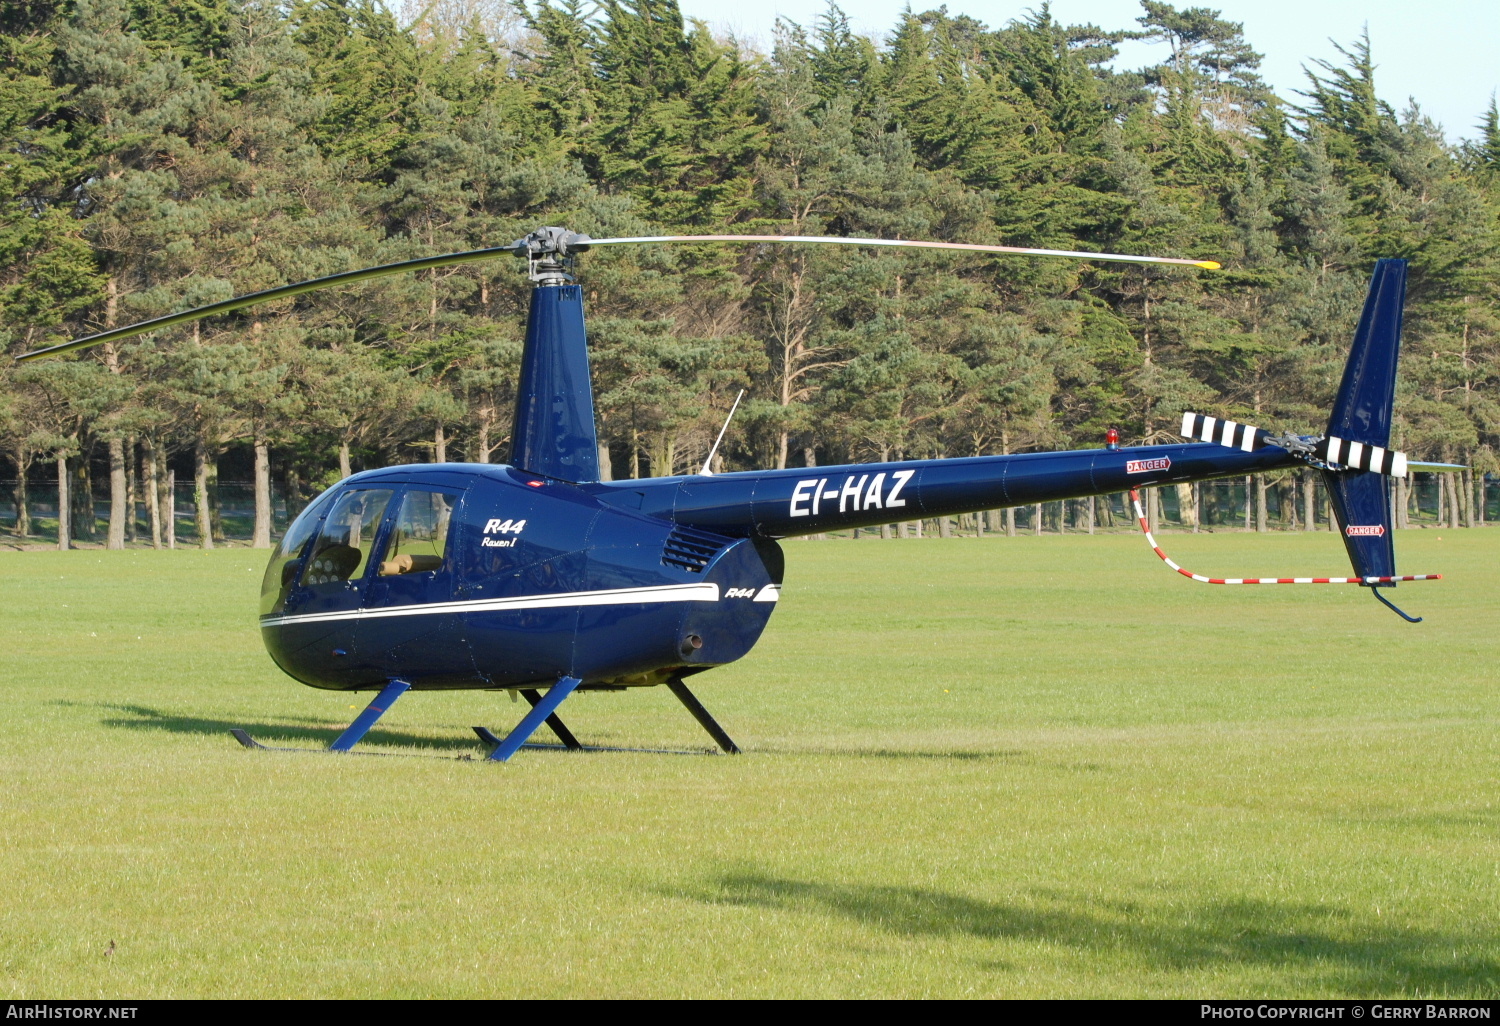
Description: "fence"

(0, 481), (294, 545)
(0, 473), (1492, 545)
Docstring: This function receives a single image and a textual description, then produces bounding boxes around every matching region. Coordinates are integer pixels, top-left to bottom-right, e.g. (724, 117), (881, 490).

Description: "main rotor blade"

(18, 228), (1216, 362)
(17, 242), (523, 361)
(586, 234), (1222, 269)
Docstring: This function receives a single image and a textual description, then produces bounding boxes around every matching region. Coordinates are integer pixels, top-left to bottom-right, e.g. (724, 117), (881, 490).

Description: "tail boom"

(604, 441), (1300, 539)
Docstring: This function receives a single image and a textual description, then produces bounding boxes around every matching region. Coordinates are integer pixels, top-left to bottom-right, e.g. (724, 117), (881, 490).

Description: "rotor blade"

(17, 242), (523, 361)
(586, 234), (1222, 269)
(1181, 412), (1435, 480)
(1406, 461), (1468, 473)
(1180, 411), (1271, 452)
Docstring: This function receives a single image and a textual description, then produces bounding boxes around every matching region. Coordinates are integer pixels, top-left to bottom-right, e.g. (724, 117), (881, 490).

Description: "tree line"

(1, 0), (1496, 549)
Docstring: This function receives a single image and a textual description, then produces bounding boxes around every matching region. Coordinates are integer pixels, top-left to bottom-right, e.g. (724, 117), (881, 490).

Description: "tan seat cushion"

(378, 553), (444, 576)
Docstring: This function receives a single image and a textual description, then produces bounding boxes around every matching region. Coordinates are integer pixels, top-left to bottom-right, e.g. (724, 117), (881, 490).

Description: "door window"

(378, 489), (458, 575)
(303, 489), (394, 585)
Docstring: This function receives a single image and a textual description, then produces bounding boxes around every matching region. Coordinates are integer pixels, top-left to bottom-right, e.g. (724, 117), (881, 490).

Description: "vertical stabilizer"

(511, 284), (600, 483)
(1323, 469), (1396, 580)
(1328, 259), (1406, 448)
(1323, 259), (1407, 583)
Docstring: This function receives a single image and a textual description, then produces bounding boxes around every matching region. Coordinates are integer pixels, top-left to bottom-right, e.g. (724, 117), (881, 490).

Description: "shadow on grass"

(751, 744), (1028, 762)
(90, 702), (487, 753)
(69, 700), (1032, 763)
(684, 871), (1499, 995)
(92, 702), (716, 758)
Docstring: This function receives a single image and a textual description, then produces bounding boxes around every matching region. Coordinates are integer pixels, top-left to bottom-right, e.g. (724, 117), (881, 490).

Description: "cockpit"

(260, 483), (459, 617)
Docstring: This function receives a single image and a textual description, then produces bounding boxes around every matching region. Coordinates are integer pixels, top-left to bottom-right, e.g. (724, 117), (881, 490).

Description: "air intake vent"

(662, 526), (727, 573)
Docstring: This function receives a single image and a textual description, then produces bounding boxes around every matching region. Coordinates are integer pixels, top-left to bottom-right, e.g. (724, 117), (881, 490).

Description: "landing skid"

(470, 725), (579, 752)
(469, 728), (716, 756)
(229, 727), (475, 760)
(231, 675), (744, 760)
(231, 679), (416, 756)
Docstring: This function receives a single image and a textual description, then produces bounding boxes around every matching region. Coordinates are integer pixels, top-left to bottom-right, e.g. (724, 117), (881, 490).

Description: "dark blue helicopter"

(19, 228), (1451, 760)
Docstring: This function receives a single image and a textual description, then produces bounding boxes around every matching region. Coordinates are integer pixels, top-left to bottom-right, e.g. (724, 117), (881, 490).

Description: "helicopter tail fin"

(1322, 468), (1396, 581)
(1321, 259), (1406, 586)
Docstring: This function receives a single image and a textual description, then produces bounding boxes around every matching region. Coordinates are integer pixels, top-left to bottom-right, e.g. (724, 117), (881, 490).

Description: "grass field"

(2, 529), (1497, 998)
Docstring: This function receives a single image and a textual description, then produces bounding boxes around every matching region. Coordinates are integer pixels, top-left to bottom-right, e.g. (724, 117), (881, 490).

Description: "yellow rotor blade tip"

(1195, 260), (1222, 270)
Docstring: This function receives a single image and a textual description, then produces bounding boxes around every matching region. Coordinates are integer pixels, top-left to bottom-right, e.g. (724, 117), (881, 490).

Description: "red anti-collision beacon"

(1105, 428), (1120, 450)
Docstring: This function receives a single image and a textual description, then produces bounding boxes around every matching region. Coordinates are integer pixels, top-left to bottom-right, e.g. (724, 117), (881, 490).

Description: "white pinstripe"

(261, 582), (722, 628)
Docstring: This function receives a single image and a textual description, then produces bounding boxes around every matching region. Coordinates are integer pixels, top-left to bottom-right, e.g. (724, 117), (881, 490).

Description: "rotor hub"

(514, 226), (593, 285)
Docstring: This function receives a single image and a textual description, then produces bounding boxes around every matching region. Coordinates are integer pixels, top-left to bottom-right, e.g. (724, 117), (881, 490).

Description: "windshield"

(302, 489), (394, 586)
(259, 486), (339, 617)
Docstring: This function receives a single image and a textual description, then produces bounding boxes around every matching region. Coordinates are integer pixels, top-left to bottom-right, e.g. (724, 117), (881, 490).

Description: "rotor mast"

(509, 229), (602, 482)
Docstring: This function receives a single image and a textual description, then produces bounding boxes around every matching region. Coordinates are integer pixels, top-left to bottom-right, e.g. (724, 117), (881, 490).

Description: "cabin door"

(355, 485), (476, 686)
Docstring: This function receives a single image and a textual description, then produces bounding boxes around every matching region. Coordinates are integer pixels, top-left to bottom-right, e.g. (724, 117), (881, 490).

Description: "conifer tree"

(0, 0), (1492, 542)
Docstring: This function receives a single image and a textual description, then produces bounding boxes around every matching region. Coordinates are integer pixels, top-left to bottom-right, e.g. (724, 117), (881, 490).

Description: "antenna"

(699, 389), (745, 476)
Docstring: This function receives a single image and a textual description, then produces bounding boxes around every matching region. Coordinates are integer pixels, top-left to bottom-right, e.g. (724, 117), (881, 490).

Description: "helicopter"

(18, 227), (1453, 761)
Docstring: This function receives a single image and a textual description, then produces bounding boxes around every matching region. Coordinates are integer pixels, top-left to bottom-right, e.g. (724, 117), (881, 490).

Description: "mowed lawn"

(1, 529), (1496, 998)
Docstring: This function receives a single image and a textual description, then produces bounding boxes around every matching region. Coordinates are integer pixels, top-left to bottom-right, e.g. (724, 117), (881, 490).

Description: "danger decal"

(1345, 524), (1386, 537)
(1126, 457), (1171, 474)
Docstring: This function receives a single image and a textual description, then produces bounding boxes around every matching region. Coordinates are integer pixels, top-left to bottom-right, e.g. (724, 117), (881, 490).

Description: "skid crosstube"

(485, 677), (582, 762)
(470, 686), (584, 751)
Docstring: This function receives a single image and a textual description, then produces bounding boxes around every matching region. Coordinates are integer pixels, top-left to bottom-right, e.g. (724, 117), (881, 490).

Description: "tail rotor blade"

(587, 234), (1221, 269)
(1317, 436), (1407, 477)
(1180, 412), (1270, 452)
(1181, 411), (1423, 479)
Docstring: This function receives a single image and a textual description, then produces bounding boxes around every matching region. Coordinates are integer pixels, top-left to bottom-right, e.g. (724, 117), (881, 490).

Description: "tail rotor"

(1167, 260), (1452, 620)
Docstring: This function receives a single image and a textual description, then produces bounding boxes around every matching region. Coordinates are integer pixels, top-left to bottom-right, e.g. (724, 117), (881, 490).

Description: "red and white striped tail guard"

(1127, 488), (1439, 585)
